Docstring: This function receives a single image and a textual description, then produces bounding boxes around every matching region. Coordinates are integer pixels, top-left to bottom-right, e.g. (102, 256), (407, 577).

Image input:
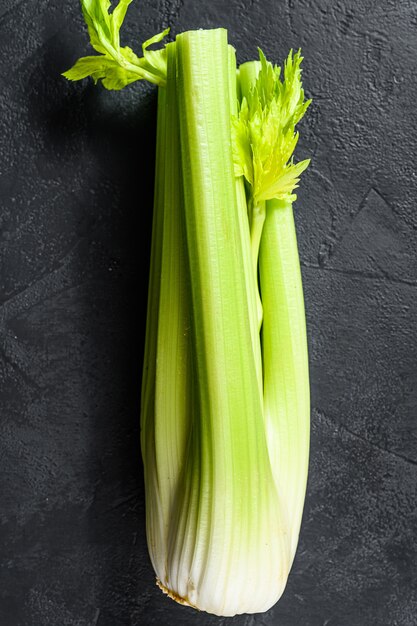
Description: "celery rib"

(141, 42), (193, 582)
(162, 29), (290, 616)
(260, 199), (310, 561)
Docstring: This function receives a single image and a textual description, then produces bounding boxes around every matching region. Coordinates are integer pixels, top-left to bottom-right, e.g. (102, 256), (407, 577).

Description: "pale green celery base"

(140, 42), (193, 583)
(260, 199), (310, 562)
(156, 578), (199, 610)
(162, 29), (290, 617)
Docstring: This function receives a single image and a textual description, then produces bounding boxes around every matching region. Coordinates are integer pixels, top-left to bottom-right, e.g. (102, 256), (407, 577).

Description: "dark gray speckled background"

(1, 1), (416, 625)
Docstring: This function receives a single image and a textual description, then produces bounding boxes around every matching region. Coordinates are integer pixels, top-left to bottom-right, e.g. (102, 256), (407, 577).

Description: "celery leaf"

(63, 0), (169, 89)
(233, 49), (311, 202)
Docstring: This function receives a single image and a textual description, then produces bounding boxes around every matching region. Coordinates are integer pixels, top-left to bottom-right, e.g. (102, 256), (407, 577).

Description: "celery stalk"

(141, 42), (193, 583)
(158, 29), (289, 616)
(63, 2), (312, 616)
(228, 48), (263, 398)
(139, 82), (166, 574)
(260, 198), (310, 561)
(235, 51), (311, 567)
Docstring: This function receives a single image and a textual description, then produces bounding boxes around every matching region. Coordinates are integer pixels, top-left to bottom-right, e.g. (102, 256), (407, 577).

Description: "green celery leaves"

(63, 0), (169, 89)
(233, 49), (311, 203)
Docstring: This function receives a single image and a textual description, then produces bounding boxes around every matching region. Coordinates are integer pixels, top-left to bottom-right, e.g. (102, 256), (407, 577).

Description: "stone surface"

(1, 0), (416, 625)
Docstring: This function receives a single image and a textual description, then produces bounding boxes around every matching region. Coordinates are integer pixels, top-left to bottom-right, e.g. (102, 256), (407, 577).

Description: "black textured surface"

(1, 1), (416, 625)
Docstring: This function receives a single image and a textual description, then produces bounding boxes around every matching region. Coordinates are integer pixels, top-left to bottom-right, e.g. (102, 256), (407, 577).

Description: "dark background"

(1, 0), (416, 624)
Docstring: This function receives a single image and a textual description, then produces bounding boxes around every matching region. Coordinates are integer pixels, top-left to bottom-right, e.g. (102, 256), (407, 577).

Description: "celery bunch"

(64, 0), (311, 617)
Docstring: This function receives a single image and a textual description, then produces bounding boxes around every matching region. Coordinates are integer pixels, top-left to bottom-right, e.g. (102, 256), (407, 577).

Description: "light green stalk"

(141, 42), (193, 583)
(228, 49), (263, 397)
(235, 52), (311, 563)
(163, 29), (289, 616)
(260, 198), (310, 561)
(238, 61), (266, 332)
(139, 82), (167, 572)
